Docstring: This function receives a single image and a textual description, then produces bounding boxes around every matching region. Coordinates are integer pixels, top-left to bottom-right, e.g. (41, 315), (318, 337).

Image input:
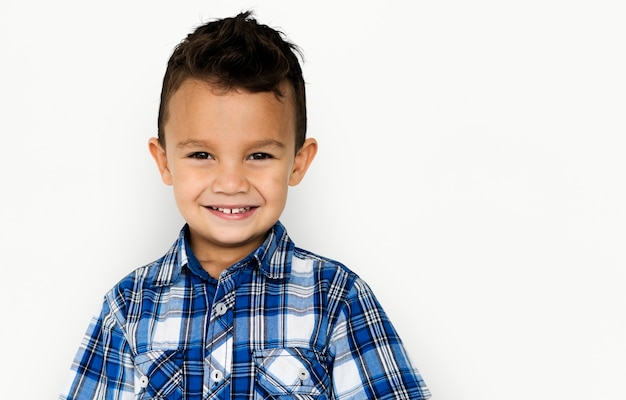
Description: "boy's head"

(149, 11), (317, 273)
(157, 11), (307, 151)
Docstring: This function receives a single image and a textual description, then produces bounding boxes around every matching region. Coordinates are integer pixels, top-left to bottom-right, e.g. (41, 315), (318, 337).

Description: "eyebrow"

(176, 138), (286, 150)
(246, 139), (286, 150)
(176, 139), (209, 149)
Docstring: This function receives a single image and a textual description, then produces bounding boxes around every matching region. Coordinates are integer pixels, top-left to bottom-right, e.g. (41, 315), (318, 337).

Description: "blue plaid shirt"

(60, 222), (430, 399)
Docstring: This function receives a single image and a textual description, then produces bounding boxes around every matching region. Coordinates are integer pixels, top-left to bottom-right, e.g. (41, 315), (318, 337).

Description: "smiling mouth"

(209, 206), (252, 214)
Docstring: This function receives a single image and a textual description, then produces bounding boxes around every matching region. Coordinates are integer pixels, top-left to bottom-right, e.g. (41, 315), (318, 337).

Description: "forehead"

(163, 79), (297, 148)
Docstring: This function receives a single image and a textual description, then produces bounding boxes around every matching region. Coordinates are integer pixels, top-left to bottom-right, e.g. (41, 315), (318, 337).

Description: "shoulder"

(293, 247), (358, 277)
(291, 247), (374, 300)
(107, 230), (186, 299)
(113, 258), (166, 291)
(103, 252), (181, 313)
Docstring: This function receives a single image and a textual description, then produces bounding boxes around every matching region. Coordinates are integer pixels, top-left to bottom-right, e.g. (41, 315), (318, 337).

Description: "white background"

(1, 1), (624, 399)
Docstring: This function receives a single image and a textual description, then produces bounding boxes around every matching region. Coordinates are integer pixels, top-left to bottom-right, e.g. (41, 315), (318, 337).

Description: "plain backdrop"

(1, 1), (625, 399)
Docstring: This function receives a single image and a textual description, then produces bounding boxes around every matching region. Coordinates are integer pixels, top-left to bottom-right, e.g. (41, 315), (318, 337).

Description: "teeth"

(212, 207), (250, 214)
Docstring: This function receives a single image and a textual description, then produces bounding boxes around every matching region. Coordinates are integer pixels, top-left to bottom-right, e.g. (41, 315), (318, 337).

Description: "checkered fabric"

(60, 222), (430, 399)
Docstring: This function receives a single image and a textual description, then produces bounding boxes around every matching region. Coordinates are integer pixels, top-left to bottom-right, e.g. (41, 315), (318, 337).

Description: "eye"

(248, 152), (273, 160)
(188, 152), (213, 160)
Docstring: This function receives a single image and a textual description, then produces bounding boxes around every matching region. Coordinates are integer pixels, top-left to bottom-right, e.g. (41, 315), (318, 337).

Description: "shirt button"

(298, 368), (310, 381)
(211, 369), (224, 383)
(139, 375), (149, 388)
(215, 302), (228, 316)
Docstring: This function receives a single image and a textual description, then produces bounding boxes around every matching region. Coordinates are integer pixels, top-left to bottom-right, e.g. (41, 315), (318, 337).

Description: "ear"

(289, 138), (318, 186)
(148, 137), (173, 185)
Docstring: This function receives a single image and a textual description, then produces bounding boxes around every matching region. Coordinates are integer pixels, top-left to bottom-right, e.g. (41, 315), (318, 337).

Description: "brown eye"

(189, 152), (212, 159)
(249, 153), (272, 160)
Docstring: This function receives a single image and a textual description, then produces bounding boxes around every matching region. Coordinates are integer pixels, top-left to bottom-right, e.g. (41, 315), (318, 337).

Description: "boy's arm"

(59, 297), (135, 400)
(329, 278), (431, 400)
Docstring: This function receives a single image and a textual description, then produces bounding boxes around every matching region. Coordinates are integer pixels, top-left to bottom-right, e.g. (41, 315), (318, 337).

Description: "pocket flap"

(253, 347), (329, 397)
(134, 349), (184, 400)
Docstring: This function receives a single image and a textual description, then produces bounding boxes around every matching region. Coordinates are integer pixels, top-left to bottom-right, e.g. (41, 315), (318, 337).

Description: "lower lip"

(206, 207), (256, 220)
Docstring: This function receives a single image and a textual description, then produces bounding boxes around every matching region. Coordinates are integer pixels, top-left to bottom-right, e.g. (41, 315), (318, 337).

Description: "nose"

(211, 161), (249, 194)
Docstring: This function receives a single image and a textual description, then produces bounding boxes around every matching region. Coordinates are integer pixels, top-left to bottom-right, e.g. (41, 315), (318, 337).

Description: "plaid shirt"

(60, 222), (430, 400)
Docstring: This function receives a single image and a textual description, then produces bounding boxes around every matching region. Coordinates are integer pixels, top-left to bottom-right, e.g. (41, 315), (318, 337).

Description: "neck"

(187, 231), (268, 279)
(195, 253), (241, 279)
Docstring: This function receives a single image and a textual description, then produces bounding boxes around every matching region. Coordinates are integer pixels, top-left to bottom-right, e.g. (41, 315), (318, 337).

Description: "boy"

(61, 11), (431, 400)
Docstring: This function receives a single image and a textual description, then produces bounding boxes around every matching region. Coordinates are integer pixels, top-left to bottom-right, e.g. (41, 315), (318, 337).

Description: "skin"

(149, 78), (317, 278)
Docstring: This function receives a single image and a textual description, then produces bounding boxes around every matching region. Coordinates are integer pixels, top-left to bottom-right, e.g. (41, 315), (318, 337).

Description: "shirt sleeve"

(329, 278), (431, 400)
(59, 296), (136, 400)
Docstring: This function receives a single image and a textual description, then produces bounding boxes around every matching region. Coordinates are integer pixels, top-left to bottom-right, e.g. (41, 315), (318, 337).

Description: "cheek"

(247, 172), (285, 203)
(171, 171), (205, 199)
(260, 169), (290, 189)
(266, 177), (290, 206)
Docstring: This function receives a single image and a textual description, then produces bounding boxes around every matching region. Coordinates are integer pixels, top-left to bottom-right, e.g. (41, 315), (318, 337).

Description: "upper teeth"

(212, 207), (250, 214)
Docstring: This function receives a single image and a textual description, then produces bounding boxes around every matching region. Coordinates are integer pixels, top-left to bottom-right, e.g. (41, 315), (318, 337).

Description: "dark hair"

(157, 11), (307, 150)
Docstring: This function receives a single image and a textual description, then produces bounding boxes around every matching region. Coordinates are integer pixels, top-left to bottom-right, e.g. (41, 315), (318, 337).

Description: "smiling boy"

(149, 78), (314, 279)
(60, 12), (431, 400)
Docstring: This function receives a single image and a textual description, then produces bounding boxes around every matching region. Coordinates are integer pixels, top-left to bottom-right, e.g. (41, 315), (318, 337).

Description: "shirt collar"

(152, 221), (294, 286)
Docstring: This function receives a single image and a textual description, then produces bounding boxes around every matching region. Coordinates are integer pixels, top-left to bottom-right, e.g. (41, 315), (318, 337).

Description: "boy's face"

(149, 79), (316, 264)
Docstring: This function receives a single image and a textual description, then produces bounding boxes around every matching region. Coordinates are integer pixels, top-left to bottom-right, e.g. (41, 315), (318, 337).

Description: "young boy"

(61, 11), (431, 400)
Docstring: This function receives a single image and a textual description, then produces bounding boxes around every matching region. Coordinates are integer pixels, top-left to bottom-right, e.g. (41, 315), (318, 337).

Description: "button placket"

(204, 277), (236, 396)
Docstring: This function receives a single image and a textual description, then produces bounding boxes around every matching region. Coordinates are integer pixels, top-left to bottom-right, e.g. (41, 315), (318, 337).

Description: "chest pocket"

(253, 347), (330, 400)
(134, 349), (184, 400)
